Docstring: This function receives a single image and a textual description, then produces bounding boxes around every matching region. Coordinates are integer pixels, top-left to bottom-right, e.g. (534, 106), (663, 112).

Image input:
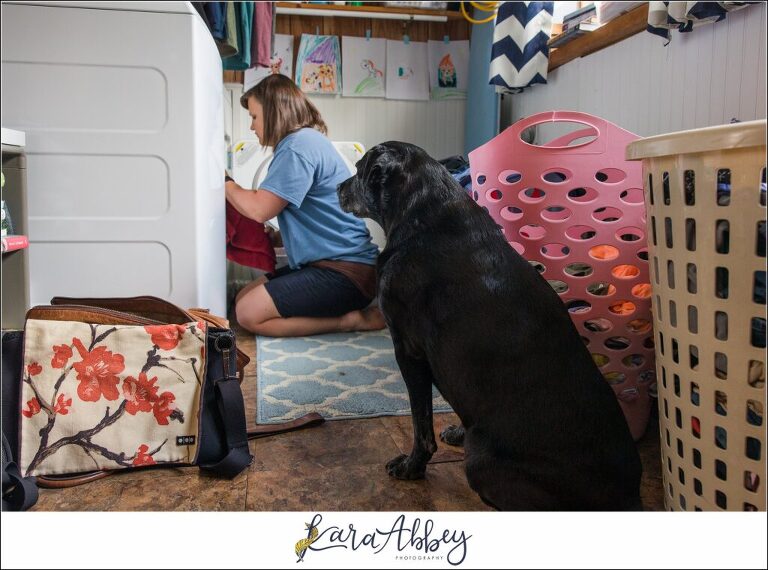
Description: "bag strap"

(247, 414), (325, 438)
(199, 353), (325, 478)
(2, 461), (39, 511)
(2, 434), (39, 511)
(35, 471), (112, 489)
(198, 375), (253, 478)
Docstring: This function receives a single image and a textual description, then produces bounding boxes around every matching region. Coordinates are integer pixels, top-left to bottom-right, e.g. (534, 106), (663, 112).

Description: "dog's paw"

(385, 454), (426, 480)
(439, 424), (465, 446)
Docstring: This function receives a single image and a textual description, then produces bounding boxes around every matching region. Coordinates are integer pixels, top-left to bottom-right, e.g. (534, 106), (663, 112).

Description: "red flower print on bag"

(27, 363), (42, 377)
(122, 373), (160, 415)
(132, 444), (156, 466)
(196, 321), (207, 332)
(71, 338), (126, 402)
(144, 324), (188, 351)
(152, 392), (176, 425)
(21, 398), (41, 418)
(53, 394), (73, 415)
(51, 344), (73, 368)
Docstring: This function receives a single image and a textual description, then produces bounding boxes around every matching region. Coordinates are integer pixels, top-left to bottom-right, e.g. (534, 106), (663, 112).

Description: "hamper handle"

(506, 111), (608, 150)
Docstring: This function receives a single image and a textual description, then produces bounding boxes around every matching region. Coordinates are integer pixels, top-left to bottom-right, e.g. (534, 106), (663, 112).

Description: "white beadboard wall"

(224, 85), (466, 160)
(505, 2), (767, 137)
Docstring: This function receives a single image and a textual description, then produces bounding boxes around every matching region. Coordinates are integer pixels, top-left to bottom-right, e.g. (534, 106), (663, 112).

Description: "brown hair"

(240, 74), (328, 147)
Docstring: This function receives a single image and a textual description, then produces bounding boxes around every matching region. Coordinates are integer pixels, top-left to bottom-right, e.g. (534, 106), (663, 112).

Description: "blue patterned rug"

(256, 330), (452, 424)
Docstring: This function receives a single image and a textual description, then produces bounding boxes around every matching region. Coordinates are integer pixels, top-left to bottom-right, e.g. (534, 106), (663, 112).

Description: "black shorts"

(264, 264), (373, 318)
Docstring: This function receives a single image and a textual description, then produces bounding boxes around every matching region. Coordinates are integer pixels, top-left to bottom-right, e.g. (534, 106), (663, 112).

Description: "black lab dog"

(337, 141), (642, 511)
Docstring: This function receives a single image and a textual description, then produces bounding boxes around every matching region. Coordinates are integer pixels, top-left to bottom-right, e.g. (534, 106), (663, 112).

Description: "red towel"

(226, 200), (276, 272)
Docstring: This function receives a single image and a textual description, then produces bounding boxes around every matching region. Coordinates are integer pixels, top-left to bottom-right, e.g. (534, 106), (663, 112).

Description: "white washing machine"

(1, 1), (226, 314)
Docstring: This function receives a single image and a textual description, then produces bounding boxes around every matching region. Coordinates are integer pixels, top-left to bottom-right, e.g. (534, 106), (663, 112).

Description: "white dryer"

(1, 1), (226, 314)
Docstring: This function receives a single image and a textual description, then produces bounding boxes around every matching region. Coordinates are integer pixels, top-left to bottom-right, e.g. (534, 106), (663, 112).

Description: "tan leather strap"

(48, 295), (250, 380)
(246, 412), (325, 439)
(27, 305), (157, 326)
(36, 471), (112, 489)
(50, 295), (206, 325)
(31, 414), (325, 488)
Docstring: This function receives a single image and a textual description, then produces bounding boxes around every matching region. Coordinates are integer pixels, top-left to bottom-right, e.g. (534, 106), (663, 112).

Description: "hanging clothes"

(223, 2), (254, 70)
(223, 2), (238, 56)
(226, 201), (276, 273)
(203, 2), (226, 41)
(192, 2), (212, 31)
(252, 1), (274, 68)
(647, 1), (757, 41)
(489, 1), (554, 93)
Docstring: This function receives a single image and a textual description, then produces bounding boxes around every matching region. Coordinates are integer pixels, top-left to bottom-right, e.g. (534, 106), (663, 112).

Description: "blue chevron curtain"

(489, 2), (554, 93)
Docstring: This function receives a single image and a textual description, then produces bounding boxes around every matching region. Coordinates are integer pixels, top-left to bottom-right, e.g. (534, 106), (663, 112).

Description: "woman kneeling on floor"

(226, 74), (385, 337)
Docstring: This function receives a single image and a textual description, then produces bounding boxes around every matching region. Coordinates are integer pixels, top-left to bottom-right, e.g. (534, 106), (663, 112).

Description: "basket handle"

(506, 111), (609, 150)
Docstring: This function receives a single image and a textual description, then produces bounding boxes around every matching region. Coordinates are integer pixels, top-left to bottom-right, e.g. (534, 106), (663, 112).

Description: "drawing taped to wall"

(295, 34), (342, 94)
(342, 36), (386, 97)
(385, 40), (429, 101)
(428, 39), (469, 100)
(243, 34), (295, 90)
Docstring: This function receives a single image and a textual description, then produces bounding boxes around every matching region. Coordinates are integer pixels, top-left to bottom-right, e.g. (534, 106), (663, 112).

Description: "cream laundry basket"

(627, 120), (766, 511)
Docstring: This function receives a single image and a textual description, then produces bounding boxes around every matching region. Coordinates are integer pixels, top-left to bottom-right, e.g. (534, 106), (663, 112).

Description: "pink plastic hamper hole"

(487, 189), (503, 201)
(542, 169), (572, 184)
(612, 264), (640, 279)
(617, 227), (645, 242)
(565, 299), (592, 314)
(631, 283), (652, 298)
(510, 242), (525, 255)
(585, 318), (613, 332)
(499, 170), (523, 185)
(565, 225), (597, 241)
(541, 243), (570, 259)
(500, 206), (523, 221)
(595, 168), (627, 184)
(592, 207), (623, 222)
(520, 224), (547, 240)
(620, 188), (645, 204)
(627, 318), (652, 334)
(587, 282), (616, 296)
(605, 372), (627, 385)
(541, 205), (572, 222)
(567, 187), (599, 203)
(592, 353), (611, 367)
(519, 188), (547, 203)
(565, 263), (594, 277)
(609, 300), (636, 315)
(589, 245), (620, 260)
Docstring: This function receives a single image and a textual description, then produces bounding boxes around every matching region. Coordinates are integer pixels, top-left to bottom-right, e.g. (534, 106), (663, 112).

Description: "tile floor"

(31, 324), (665, 512)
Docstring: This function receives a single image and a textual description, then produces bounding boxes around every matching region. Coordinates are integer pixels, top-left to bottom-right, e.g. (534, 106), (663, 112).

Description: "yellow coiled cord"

(460, 1), (500, 24)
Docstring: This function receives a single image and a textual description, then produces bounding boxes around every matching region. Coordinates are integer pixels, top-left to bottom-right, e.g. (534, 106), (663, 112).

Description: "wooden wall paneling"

(507, 3), (765, 137)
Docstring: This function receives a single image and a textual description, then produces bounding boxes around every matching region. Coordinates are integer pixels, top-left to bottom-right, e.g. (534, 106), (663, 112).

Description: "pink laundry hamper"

(468, 111), (654, 440)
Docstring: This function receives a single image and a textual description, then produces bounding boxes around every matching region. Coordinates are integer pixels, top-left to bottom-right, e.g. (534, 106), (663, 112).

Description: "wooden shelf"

(275, 2), (464, 21)
(548, 4), (649, 72)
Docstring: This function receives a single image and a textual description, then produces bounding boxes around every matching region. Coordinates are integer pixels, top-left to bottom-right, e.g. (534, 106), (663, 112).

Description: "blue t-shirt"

(260, 128), (379, 269)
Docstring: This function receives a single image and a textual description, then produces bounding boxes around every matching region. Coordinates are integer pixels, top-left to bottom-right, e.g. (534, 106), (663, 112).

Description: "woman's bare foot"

(340, 306), (387, 332)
